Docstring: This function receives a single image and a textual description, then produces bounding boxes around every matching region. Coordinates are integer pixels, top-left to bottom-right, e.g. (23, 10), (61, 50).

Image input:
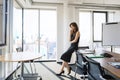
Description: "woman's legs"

(60, 61), (65, 72)
(59, 46), (75, 74)
(60, 61), (70, 73)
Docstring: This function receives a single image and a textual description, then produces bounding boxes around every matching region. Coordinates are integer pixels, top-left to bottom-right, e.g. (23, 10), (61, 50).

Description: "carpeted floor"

(12, 61), (87, 80)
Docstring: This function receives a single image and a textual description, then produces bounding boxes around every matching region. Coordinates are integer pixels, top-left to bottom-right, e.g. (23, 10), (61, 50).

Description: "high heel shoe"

(56, 70), (64, 76)
(67, 67), (72, 75)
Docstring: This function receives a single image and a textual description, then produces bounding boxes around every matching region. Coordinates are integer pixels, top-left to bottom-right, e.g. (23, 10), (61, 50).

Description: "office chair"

(85, 57), (114, 80)
(74, 51), (88, 80)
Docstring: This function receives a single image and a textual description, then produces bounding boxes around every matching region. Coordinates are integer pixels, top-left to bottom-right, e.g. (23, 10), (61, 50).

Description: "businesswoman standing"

(57, 22), (80, 75)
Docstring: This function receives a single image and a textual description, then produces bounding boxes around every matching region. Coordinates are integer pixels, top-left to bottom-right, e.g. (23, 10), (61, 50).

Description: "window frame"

(92, 11), (108, 42)
(0, 0), (7, 46)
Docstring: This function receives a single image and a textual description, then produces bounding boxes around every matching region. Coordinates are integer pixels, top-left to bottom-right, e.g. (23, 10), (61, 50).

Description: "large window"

(13, 7), (22, 52)
(79, 11), (107, 48)
(23, 9), (39, 52)
(40, 10), (57, 60)
(93, 11), (107, 41)
(79, 11), (91, 46)
(13, 9), (57, 60)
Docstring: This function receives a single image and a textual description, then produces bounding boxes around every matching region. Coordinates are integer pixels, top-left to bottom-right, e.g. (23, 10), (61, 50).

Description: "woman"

(57, 22), (80, 75)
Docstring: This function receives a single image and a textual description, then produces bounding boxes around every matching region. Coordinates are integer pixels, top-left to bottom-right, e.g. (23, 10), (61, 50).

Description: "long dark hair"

(69, 22), (79, 32)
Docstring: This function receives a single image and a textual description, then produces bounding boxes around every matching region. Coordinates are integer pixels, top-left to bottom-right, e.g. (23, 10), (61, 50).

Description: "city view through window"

(13, 7), (57, 60)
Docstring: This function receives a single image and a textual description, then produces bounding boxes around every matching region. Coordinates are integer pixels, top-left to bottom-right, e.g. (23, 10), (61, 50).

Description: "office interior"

(1, 0), (120, 80)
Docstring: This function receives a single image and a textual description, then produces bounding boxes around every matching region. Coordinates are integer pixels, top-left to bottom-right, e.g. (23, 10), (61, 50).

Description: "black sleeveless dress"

(60, 32), (80, 62)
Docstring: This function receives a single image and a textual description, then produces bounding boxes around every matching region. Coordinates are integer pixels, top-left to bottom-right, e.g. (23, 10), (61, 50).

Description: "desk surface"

(0, 52), (42, 62)
(79, 50), (120, 78)
(93, 58), (120, 78)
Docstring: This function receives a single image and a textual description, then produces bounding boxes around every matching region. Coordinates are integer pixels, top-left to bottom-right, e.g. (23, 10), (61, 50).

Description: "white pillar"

(63, 0), (69, 51)
(56, 5), (64, 62)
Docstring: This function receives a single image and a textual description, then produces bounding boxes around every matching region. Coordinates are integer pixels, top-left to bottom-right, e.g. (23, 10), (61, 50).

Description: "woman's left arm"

(71, 31), (80, 43)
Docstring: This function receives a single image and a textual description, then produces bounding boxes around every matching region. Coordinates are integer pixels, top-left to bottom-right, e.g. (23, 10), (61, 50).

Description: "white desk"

(0, 52), (42, 80)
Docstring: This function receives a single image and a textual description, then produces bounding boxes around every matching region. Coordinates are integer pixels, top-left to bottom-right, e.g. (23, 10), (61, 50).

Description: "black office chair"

(85, 57), (114, 80)
(74, 51), (88, 80)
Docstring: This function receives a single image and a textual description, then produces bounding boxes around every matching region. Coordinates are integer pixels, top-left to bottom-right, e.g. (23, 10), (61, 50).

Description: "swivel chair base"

(80, 75), (88, 80)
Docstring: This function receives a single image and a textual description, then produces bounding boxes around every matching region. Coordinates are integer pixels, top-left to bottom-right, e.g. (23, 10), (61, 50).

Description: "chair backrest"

(75, 46), (89, 67)
(85, 57), (105, 80)
(76, 51), (86, 69)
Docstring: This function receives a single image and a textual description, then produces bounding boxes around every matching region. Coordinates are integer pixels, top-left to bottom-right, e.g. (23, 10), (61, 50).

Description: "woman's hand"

(70, 29), (73, 35)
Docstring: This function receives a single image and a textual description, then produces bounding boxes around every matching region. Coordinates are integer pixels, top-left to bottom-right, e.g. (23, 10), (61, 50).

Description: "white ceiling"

(14, 0), (120, 9)
(14, 0), (64, 9)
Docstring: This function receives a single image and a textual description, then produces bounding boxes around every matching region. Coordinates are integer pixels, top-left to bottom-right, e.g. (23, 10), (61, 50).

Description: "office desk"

(93, 58), (120, 79)
(0, 52), (42, 80)
(79, 50), (120, 79)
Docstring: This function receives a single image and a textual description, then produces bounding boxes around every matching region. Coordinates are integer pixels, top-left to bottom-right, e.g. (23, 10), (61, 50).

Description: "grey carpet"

(12, 62), (87, 80)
